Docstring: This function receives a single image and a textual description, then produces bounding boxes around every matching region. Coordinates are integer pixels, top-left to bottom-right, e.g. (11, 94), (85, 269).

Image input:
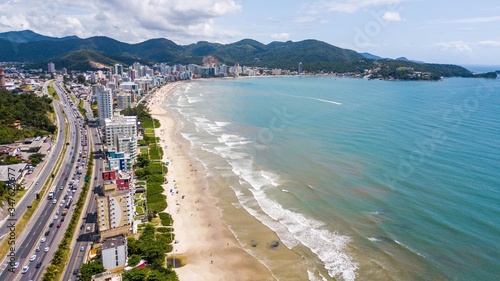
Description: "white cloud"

(382, 11), (401, 21)
(270, 33), (290, 40)
(434, 41), (472, 52)
(309, 0), (404, 14)
(0, 0), (243, 43)
(478, 40), (500, 47)
(432, 16), (500, 24)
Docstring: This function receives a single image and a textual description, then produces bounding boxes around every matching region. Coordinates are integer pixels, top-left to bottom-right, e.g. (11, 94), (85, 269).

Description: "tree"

(128, 254), (141, 267)
(79, 260), (105, 281)
(77, 74), (86, 84)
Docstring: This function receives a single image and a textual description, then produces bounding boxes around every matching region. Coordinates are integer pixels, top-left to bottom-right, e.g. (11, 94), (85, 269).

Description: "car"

(80, 246), (85, 252)
(56, 210), (60, 215)
(61, 200), (65, 204)
(12, 261), (19, 268)
(41, 237), (46, 243)
(86, 226), (91, 231)
(44, 247), (49, 252)
(30, 254), (36, 262)
(57, 223), (61, 228)
(60, 203), (64, 207)
(36, 262), (42, 269)
(36, 246), (40, 252)
(22, 265), (29, 274)
(73, 268), (79, 275)
(44, 230), (50, 236)
(36, 181), (39, 185)
(52, 199), (57, 204)
(49, 223), (54, 227)
(61, 217), (65, 222)
(54, 215), (58, 220)
(60, 185), (64, 190)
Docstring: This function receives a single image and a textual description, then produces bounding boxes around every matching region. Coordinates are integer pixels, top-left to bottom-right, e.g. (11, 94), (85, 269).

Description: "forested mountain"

(0, 30), (475, 77)
(0, 89), (56, 144)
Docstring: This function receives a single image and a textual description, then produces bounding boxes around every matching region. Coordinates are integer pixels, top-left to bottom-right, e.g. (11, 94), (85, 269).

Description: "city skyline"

(0, 0), (499, 65)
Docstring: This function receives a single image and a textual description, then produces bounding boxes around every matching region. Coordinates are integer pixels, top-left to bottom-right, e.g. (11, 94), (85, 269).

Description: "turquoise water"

(165, 76), (500, 280)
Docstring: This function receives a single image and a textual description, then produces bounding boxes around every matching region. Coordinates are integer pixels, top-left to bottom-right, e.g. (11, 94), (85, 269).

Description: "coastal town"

(0, 58), (286, 281)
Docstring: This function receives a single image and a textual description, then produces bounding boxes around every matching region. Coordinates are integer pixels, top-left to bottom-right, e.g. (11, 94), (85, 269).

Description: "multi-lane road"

(0, 80), (92, 280)
(61, 89), (104, 281)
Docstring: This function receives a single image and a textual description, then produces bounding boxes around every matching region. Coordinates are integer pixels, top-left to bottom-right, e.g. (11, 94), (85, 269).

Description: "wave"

(273, 90), (342, 106)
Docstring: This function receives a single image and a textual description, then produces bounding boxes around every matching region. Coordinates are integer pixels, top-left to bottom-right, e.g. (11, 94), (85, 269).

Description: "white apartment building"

(96, 182), (134, 232)
(101, 235), (127, 270)
(117, 92), (132, 109)
(95, 85), (113, 125)
(105, 115), (138, 164)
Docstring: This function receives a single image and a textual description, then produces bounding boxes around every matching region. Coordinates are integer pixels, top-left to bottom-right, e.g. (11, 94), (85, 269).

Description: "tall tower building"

(0, 68), (5, 88)
(298, 62), (303, 75)
(94, 85), (113, 125)
(95, 182), (133, 233)
(48, 62), (55, 73)
(114, 64), (123, 76)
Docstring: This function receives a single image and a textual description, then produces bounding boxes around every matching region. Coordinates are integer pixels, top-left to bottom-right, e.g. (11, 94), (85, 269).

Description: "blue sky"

(1, 0), (499, 65)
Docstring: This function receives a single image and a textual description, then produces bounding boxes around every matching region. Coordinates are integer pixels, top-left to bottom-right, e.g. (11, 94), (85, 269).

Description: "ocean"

(162, 76), (500, 281)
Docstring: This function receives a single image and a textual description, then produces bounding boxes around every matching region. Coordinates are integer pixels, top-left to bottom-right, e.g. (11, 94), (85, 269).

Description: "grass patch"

(158, 212), (173, 226)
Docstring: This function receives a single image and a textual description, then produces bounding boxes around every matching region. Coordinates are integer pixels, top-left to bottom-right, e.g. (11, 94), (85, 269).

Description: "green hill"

(0, 30), (475, 77)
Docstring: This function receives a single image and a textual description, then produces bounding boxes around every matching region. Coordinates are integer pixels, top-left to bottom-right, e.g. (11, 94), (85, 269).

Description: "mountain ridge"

(0, 30), (477, 78)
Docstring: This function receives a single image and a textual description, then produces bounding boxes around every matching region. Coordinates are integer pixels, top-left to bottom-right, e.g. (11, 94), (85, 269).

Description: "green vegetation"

(125, 224), (177, 281)
(47, 81), (57, 98)
(0, 156), (22, 165)
(158, 212), (173, 226)
(0, 89), (56, 144)
(123, 105), (167, 216)
(128, 254), (142, 267)
(78, 260), (106, 281)
(28, 152), (45, 167)
(369, 59), (473, 80)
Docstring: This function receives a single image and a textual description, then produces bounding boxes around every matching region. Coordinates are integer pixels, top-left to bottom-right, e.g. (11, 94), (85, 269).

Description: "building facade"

(94, 85), (113, 125)
(101, 235), (127, 271)
(96, 182), (133, 232)
(105, 115), (137, 167)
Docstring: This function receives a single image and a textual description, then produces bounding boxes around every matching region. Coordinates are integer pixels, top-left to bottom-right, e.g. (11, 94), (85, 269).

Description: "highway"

(61, 88), (104, 280)
(0, 80), (87, 280)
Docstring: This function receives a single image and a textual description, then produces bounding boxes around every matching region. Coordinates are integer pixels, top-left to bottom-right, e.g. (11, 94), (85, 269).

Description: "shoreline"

(148, 81), (274, 281)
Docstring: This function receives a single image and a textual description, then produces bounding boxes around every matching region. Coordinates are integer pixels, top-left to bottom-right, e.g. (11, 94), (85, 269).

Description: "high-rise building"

(0, 68), (5, 88)
(95, 182), (133, 232)
(94, 85), (113, 125)
(117, 92), (132, 109)
(114, 64), (123, 76)
(48, 62), (55, 73)
(298, 62), (303, 75)
(105, 115), (137, 165)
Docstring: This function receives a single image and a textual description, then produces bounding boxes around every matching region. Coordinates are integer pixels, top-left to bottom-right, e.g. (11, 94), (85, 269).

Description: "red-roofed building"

(102, 170), (116, 181)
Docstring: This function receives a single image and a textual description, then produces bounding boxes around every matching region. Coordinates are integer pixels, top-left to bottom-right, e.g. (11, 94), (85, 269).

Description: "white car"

(44, 247), (50, 253)
(30, 254), (36, 262)
(12, 261), (19, 268)
(54, 215), (58, 220)
(22, 265), (29, 274)
(40, 237), (46, 243)
(52, 199), (57, 204)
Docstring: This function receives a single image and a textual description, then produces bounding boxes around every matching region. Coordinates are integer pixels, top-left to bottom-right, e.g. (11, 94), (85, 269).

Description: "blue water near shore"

(166, 76), (500, 280)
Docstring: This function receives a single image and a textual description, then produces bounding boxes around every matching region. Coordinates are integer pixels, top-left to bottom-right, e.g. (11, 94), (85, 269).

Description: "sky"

(1, 0), (500, 65)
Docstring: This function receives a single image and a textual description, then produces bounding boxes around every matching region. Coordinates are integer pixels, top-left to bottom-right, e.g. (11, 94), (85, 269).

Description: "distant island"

(0, 30), (497, 80)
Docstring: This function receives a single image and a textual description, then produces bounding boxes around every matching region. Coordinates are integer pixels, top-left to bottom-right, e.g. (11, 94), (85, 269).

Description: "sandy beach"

(148, 81), (274, 281)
